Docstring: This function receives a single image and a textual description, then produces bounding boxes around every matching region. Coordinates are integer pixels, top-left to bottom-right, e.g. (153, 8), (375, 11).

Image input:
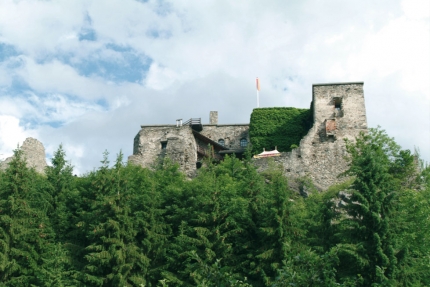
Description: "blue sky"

(0, 0), (429, 174)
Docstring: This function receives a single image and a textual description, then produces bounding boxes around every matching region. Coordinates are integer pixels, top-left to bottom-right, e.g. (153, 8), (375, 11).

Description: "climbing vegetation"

(249, 107), (313, 153)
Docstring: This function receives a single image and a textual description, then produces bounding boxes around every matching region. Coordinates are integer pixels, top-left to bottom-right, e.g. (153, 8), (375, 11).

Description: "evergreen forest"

(0, 128), (429, 286)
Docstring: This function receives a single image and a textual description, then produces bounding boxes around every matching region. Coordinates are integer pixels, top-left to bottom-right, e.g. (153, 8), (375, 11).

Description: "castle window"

(218, 139), (225, 146)
(161, 141), (167, 150)
(334, 97), (342, 110)
(240, 138), (248, 147)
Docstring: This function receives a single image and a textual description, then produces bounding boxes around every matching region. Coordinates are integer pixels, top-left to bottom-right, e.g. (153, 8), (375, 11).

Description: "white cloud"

(0, 0), (87, 56)
(145, 63), (179, 90)
(402, 0), (430, 19)
(0, 0), (428, 171)
(0, 115), (38, 160)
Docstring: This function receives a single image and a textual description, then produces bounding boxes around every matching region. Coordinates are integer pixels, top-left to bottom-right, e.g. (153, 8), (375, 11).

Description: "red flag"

(256, 77), (260, 91)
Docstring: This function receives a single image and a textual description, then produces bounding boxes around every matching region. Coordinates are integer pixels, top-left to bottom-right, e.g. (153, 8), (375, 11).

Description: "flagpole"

(256, 77), (260, 108)
(257, 89), (259, 108)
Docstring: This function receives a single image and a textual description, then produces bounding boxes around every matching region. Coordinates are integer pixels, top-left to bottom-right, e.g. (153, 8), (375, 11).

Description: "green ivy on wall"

(249, 107), (313, 154)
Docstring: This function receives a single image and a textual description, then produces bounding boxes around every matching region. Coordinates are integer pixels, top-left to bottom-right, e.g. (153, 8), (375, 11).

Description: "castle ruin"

(128, 82), (367, 189)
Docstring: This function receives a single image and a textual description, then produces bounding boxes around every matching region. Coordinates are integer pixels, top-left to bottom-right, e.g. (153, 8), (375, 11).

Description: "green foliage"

(0, 127), (427, 286)
(186, 251), (252, 287)
(390, 187), (430, 285)
(45, 145), (76, 242)
(162, 155), (254, 284)
(272, 247), (340, 287)
(0, 147), (54, 286)
(249, 107), (312, 153)
(328, 128), (420, 286)
(78, 151), (171, 286)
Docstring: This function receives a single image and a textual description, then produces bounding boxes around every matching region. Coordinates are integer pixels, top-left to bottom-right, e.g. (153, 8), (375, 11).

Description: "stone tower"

(129, 82), (368, 189)
(312, 82), (367, 141)
(254, 82), (368, 189)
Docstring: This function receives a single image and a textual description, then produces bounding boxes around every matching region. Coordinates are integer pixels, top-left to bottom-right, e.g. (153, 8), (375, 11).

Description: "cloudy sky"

(0, 0), (429, 174)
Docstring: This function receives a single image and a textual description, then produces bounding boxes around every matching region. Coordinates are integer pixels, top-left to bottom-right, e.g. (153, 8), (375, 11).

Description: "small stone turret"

(209, 111), (218, 125)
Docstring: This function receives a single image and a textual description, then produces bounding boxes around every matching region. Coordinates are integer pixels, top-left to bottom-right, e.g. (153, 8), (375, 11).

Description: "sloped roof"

(253, 148), (281, 159)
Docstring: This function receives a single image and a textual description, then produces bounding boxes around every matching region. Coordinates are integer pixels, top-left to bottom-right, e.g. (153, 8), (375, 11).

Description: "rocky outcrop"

(0, 137), (47, 174)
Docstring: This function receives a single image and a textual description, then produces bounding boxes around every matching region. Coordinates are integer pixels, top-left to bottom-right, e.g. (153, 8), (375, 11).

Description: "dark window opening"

(334, 97), (342, 110)
(161, 141), (167, 150)
(196, 162), (202, 169)
(218, 139), (225, 146)
(240, 138), (248, 147)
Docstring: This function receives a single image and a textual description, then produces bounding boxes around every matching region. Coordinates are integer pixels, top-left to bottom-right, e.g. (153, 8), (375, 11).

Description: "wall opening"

(334, 97), (342, 110)
(161, 141), (167, 150)
(333, 97), (343, 117)
(218, 139), (225, 146)
(240, 138), (248, 147)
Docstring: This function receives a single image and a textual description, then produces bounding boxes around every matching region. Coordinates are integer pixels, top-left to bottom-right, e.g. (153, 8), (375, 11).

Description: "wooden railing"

(183, 118), (201, 126)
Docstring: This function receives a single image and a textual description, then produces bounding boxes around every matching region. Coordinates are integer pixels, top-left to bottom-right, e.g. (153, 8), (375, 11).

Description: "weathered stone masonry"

(128, 112), (250, 177)
(129, 82), (367, 189)
(0, 137), (47, 174)
(254, 82), (367, 189)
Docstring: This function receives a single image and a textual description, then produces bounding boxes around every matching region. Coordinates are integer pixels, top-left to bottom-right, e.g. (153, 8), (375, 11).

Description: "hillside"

(0, 128), (428, 286)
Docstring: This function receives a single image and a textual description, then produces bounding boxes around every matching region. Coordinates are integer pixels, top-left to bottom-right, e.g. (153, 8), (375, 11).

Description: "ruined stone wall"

(129, 82), (367, 189)
(254, 82), (367, 189)
(200, 124), (250, 149)
(0, 137), (47, 174)
(128, 122), (250, 175)
(128, 125), (198, 177)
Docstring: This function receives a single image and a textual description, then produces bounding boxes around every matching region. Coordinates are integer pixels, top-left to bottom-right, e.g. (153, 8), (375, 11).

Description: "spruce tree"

(162, 155), (253, 285)
(79, 151), (146, 285)
(79, 151), (170, 286)
(338, 128), (409, 285)
(251, 163), (304, 285)
(45, 145), (77, 242)
(0, 147), (54, 286)
(389, 164), (430, 285)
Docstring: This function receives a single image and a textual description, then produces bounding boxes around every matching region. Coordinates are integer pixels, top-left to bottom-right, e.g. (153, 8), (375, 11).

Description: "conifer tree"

(389, 163), (430, 285)
(79, 151), (170, 286)
(0, 147), (54, 286)
(162, 155), (254, 285)
(41, 145), (85, 285)
(79, 151), (145, 285)
(337, 128), (412, 285)
(251, 163), (304, 285)
(45, 145), (77, 242)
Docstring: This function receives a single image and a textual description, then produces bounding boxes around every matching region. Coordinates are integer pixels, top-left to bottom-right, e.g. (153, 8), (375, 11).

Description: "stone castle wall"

(200, 124), (250, 149)
(254, 82), (367, 189)
(128, 120), (250, 176)
(128, 125), (198, 177)
(129, 82), (367, 189)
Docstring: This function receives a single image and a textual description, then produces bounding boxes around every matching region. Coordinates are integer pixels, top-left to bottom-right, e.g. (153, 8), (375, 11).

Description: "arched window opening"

(218, 139), (225, 146)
